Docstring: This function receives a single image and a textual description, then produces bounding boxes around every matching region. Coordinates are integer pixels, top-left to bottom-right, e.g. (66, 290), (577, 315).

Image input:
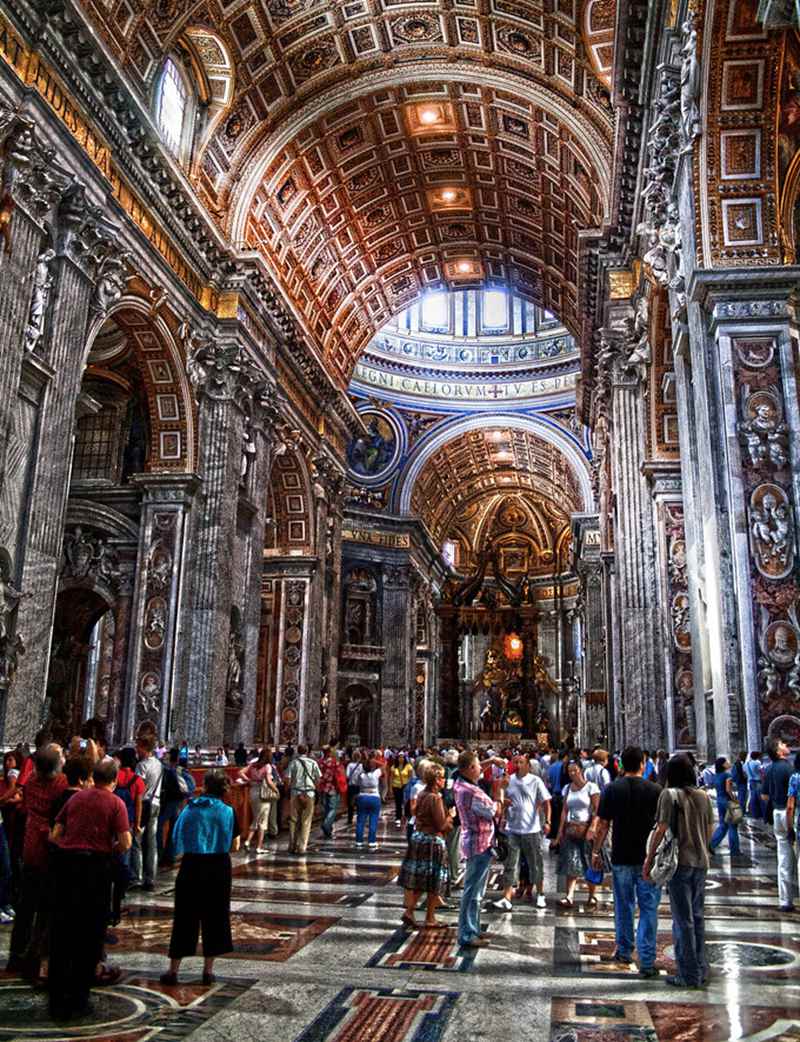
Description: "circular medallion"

(347, 409), (403, 486)
(285, 625), (302, 644)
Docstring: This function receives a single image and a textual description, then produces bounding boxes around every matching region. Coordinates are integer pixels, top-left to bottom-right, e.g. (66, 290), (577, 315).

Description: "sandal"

(556, 897), (573, 908)
(401, 913), (417, 929)
(586, 896), (598, 908)
(422, 921), (449, 929)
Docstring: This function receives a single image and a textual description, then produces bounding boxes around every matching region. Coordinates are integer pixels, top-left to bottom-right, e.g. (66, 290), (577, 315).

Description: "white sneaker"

(368, 843), (378, 850)
(395, 819), (401, 827)
(355, 842), (364, 848)
(536, 894), (546, 909)
(0, 911), (13, 924)
(490, 897), (513, 912)
(256, 847), (269, 854)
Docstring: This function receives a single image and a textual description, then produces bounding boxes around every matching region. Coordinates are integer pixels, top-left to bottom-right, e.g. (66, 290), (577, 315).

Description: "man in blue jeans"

(454, 750), (502, 949)
(591, 746), (662, 978)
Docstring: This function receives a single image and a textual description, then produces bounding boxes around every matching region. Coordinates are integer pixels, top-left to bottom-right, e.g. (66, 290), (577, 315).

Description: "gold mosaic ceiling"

(80, 0), (616, 386)
(410, 426), (583, 545)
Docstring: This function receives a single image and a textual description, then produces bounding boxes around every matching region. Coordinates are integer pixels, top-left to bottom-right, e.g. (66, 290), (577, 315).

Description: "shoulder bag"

(647, 788), (682, 886)
(725, 797), (744, 826)
(259, 766), (279, 801)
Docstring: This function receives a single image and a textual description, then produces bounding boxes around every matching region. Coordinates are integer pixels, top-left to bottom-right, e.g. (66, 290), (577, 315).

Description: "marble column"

(381, 563), (413, 746)
(126, 475), (198, 742)
(608, 350), (666, 748)
(234, 384), (281, 745)
(268, 565), (316, 746)
(2, 183), (122, 742)
(182, 337), (261, 745)
(678, 273), (800, 753)
(646, 468), (695, 752)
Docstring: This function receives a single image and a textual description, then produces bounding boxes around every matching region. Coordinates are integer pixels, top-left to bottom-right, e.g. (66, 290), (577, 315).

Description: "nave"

(1, 809), (797, 1042)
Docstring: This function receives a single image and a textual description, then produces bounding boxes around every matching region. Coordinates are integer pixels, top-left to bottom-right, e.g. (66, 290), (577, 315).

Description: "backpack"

(161, 764), (189, 803)
(117, 774), (138, 827)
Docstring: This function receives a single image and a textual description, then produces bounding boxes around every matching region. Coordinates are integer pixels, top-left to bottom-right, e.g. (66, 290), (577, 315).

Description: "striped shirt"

(454, 776), (495, 859)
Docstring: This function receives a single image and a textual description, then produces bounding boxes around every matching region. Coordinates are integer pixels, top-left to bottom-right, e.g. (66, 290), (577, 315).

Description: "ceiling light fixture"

(419, 107), (439, 125)
(441, 188), (457, 202)
(456, 260), (472, 273)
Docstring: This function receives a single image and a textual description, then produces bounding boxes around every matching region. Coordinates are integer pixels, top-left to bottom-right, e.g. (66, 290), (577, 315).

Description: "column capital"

(1, 114), (64, 224)
(187, 332), (269, 408)
(128, 472), (201, 506)
(689, 267), (800, 326)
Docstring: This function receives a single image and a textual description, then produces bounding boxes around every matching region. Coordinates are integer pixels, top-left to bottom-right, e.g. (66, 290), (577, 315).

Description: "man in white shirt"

(490, 753), (551, 912)
(585, 749), (611, 792)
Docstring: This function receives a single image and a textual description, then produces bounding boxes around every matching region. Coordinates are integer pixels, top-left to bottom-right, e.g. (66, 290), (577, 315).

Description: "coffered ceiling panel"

(76, 0), (615, 386)
(410, 426), (582, 545)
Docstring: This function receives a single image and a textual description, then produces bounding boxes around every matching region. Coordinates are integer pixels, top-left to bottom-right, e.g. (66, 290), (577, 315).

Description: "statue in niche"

(139, 671), (161, 716)
(226, 628), (244, 710)
(345, 692), (371, 733)
(24, 248), (55, 353)
(750, 486), (794, 578)
(240, 422), (257, 485)
(344, 568), (376, 645)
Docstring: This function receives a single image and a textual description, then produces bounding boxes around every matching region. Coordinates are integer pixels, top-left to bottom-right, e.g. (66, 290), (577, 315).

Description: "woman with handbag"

(709, 755), (741, 856)
(644, 753), (715, 988)
(555, 760), (600, 908)
(237, 748), (279, 854)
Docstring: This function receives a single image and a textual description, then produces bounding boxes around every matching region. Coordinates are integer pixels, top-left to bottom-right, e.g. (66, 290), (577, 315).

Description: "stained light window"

(422, 292), (448, 329)
(157, 59), (188, 156)
(482, 289), (507, 329)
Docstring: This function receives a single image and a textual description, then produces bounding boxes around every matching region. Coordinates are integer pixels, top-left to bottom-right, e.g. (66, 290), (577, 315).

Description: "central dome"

(350, 289), (579, 412)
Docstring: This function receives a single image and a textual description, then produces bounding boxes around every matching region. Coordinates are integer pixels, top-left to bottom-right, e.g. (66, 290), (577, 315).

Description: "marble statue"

(758, 656), (779, 704)
(24, 248), (56, 353)
(680, 17), (701, 151)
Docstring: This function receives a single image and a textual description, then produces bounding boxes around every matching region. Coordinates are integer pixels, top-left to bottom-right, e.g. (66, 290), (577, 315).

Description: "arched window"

(156, 58), (189, 156)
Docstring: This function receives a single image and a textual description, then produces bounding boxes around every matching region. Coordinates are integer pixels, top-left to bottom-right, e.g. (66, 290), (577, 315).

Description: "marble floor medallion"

(0, 974), (254, 1041)
(367, 926), (478, 972)
(293, 986), (459, 1042)
(231, 858), (398, 885)
(110, 905), (339, 961)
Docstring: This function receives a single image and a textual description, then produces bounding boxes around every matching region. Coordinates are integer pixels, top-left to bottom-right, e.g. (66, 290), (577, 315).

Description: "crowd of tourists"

(0, 727), (798, 1016)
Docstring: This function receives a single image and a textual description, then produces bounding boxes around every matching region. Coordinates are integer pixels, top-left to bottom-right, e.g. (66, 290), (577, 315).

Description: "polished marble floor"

(1, 810), (799, 1041)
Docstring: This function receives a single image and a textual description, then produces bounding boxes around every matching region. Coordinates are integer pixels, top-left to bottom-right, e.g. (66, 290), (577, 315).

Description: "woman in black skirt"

(398, 764), (454, 929)
(160, 771), (238, 985)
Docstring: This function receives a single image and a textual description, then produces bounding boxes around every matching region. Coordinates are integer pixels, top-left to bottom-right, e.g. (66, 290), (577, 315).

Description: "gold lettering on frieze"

(353, 363), (576, 402)
(342, 528), (411, 549)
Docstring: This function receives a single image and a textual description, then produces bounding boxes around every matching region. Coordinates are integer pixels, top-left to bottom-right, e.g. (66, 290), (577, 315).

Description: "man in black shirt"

(591, 746), (662, 977)
(763, 738), (795, 911)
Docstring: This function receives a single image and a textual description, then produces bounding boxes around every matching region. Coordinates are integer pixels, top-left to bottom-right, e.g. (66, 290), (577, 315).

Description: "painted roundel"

(347, 409), (404, 486)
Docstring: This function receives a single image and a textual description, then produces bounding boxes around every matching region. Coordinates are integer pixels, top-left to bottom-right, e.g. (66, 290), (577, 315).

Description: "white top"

(562, 780), (600, 823)
(584, 763), (610, 791)
(354, 766), (382, 795)
(506, 773), (551, 834)
(409, 778), (426, 826)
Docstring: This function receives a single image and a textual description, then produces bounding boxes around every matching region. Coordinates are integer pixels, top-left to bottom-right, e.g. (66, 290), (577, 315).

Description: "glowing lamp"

(504, 632), (524, 661)
(441, 188), (457, 202)
(457, 260), (472, 273)
(419, 107), (439, 125)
